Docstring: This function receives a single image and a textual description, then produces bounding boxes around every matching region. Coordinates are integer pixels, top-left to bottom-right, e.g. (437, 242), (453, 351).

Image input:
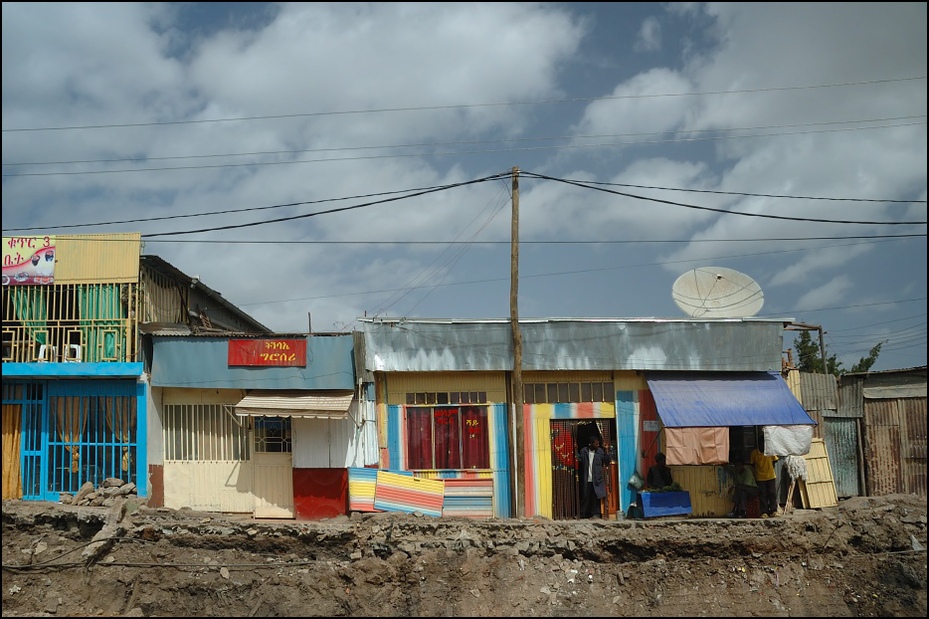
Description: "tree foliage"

(792, 330), (884, 376)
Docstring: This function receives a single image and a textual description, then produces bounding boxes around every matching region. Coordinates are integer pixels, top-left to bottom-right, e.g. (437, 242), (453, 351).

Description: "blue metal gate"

(3, 379), (140, 501)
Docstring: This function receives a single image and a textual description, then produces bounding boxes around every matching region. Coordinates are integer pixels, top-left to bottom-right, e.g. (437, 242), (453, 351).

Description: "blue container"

(639, 491), (692, 518)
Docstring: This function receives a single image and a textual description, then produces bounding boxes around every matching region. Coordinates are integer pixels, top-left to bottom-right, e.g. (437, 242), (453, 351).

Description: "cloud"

(634, 16), (661, 53)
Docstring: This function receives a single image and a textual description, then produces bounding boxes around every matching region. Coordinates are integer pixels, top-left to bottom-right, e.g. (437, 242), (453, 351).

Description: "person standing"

(646, 452), (673, 490)
(577, 435), (611, 518)
(750, 440), (779, 517)
(729, 461), (759, 518)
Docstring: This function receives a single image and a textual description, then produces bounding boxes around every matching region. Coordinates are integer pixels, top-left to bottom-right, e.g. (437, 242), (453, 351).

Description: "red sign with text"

(228, 339), (307, 367)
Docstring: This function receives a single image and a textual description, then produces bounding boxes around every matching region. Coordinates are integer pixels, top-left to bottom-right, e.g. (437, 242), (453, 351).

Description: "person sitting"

(729, 460), (760, 518)
(646, 452), (673, 490)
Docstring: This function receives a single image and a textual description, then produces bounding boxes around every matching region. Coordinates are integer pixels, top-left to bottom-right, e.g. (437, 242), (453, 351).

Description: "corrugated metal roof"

(359, 317), (792, 372)
(842, 365), (928, 376)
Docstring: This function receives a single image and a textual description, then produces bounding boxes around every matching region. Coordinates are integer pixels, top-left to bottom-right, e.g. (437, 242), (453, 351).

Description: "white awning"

(235, 390), (354, 419)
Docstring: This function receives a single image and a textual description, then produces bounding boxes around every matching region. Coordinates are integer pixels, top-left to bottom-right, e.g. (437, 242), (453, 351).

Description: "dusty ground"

(2, 494), (926, 617)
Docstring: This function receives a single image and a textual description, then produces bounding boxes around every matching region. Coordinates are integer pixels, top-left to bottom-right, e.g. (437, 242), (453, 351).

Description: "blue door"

(2, 379), (144, 501)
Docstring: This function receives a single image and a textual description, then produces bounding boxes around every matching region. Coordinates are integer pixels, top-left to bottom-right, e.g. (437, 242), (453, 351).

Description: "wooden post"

(510, 166), (525, 518)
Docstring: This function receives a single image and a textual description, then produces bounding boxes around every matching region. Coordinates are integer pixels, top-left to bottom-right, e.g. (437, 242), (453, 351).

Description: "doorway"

(549, 419), (617, 520)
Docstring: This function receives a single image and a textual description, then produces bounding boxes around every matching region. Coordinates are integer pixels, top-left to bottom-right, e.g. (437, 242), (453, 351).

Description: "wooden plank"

(799, 438), (838, 509)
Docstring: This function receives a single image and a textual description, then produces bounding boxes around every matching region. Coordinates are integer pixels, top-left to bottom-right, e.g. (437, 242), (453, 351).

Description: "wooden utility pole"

(818, 327), (828, 375)
(510, 166), (525, 518)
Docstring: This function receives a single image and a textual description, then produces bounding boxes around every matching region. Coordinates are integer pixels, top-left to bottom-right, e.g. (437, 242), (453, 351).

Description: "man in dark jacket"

(577, 435), (611, 518)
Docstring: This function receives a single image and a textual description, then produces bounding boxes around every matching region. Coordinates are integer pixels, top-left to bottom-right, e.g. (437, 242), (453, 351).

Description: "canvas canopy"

(645, 371), (816, 428)
(235, 390), (354, 419)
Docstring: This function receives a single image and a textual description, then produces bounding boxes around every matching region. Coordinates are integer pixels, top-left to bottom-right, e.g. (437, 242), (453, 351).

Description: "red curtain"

(405, 408), (433, 469)
(406, 406), (490, 470)
(434, 407), (461, 469)
(461, 406), (489, 469)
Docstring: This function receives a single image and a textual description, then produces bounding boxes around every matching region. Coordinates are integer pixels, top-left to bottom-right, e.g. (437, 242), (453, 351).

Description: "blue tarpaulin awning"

(645, 371), (816, 428)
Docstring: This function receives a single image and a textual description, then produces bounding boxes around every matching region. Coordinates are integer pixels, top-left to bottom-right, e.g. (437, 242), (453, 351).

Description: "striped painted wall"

(524, 401), (615, 519)
(616, 390), (640, 515)
(615, 372), (648, 515)
(373, 470), (445, 517)
(349, 468), (494, 517)
(441, 478), (493, 518)
(385, 402), (511, 518)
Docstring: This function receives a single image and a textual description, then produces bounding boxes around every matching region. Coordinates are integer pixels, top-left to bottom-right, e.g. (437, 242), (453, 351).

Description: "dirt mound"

(2, 494), (926, 617)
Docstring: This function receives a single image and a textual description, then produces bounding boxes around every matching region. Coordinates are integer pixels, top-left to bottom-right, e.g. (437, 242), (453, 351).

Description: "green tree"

(849, 342), (884, 373)
(792, 330), (884, 376)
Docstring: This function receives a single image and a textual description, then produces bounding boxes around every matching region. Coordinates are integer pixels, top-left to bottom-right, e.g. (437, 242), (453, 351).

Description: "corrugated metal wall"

(53, 233), (141, 284)
(798, 371), (860, 497)
(902, 397), (927, 497)
(798, 371), (838, 440)
(671, 465), (732, 517)
(864, 398), (904, 496)
(865, 397), (927, 497)
(823, 418), (861, 497)
(839, 369), (926, 499)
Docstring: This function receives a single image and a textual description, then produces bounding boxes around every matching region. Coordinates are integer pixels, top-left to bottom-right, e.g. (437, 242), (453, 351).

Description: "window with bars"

(253, 416), (292, 453)
(44, 392), (137, 495)
(1, 283), (136, 363)
(523, 381), (614, 404)
(163, 404), (250, 461)
(405, 391), (487, 405)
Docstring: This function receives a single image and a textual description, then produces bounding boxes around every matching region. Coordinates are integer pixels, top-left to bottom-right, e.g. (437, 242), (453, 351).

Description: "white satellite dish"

(672, 267), (764, 318)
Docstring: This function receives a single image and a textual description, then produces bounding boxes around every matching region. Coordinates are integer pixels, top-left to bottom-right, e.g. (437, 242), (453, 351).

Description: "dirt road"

(2, 493), (926, 617)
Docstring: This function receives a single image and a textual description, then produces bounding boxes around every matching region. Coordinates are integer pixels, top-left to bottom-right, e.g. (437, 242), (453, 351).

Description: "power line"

(4, 119), (924, 178)
(4, 114), (924, 169)
(522, 172), (928, 226)
(5, 171), (924, 238)
(4, 76), (923, 133)
(134, 234), (924, 245)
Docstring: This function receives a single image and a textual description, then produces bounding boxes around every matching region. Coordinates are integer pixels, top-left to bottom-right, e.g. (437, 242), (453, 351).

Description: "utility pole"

(818, 327), (829, 375)
(510, 166), (525, 518)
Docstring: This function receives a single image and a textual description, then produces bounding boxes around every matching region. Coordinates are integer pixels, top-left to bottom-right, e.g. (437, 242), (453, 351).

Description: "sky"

(2, 2), (926, 373)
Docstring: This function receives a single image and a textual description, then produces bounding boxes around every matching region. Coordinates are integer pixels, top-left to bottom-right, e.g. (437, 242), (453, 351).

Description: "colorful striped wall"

(524, 401), (615, 519)
(348, 468), (494, 517)
(384, 402), (511, 518)
(373, 470), (445, 517)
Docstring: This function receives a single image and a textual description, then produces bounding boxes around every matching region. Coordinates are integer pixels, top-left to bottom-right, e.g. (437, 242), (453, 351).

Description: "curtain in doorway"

(104, 396), (136, 472)
(2, 403), (23, 499)
(55, 398), (88, 473)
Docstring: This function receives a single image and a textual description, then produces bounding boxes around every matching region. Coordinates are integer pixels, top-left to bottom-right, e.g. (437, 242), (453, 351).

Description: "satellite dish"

(672, 267), (764, 318)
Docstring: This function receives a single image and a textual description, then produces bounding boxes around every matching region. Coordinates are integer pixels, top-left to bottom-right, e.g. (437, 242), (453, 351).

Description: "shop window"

(406, 406), (489, 470)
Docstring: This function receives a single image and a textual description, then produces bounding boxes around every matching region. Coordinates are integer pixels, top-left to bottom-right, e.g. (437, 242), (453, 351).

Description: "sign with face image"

(2, 236), (57, 286)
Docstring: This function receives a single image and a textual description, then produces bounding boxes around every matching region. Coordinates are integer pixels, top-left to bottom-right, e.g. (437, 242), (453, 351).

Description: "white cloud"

(634, 16), (661, 53)
(2, 2), (925, 370)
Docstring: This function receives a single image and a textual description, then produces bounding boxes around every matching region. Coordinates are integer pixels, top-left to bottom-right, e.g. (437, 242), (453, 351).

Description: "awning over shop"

(645, 371), (816, 428)
(235, 390), (354, 419)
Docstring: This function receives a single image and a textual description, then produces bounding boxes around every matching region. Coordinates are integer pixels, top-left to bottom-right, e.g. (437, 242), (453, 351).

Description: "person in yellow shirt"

(750, 438), (779, 517)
